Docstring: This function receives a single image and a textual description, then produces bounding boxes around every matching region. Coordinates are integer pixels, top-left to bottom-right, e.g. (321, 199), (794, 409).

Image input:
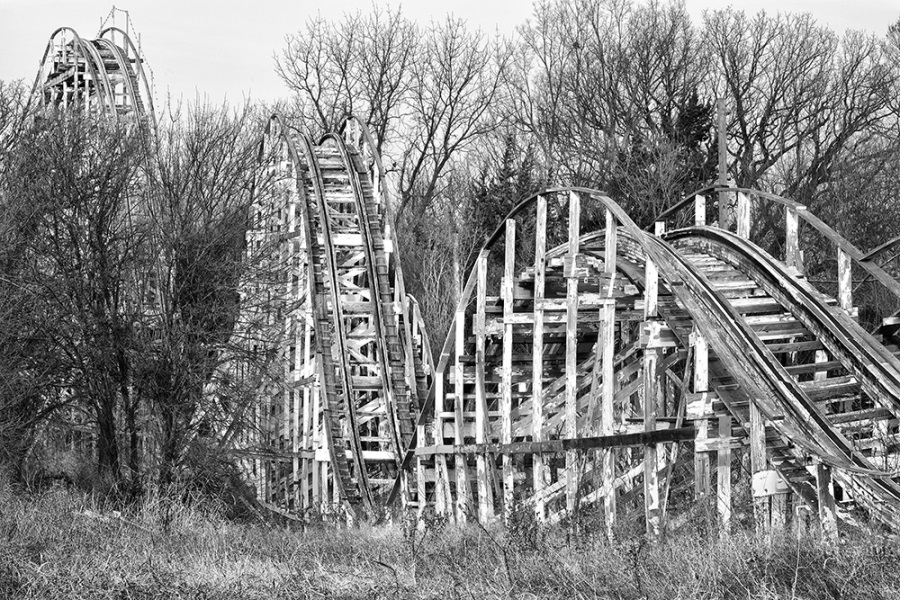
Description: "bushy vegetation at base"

(2, 480), (899, 600)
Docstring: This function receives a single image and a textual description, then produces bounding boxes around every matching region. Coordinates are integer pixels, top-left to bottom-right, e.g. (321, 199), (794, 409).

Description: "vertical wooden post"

(749, 401), (770, 534)
(772, 492), (788, 530)
(837, 248), (852, 312)
(454, 311), (470, 522)
(816, 461), (838, 544)
(433, 375), (448, 516)
(814, 349), (829, 382)
(501, 220), (516, 521)
(416, 420), (427, 517)
(474, 253), (494, 522)
(332, 468), (340, 507)
(643, 256), (661, 538)
(311, 383), (321, 506)
(785, 208), (802, 273)
(283, 382), (291, 507)
(692, 333), (711, 500)
(717, 414), (732, 535)
(532, 196), (548, 522)
(717, 98), (729, 228)
(254, 400), (263, 501)
(301, 322), (312, 509)
(875, 419), (890, 469)
(565, 192), (582, 515)
(695, 194), (706, 226)
(602, 210), (618, 537)
(291, 387), (301, 508)
(736, 192), (751, 239)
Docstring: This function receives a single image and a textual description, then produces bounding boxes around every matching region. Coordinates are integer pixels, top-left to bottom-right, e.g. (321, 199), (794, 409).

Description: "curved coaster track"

(32, 24), (155, 125)
(28, 24), (900, 535)
(245, 116), (433, 519)
(405, 187), (900, 536)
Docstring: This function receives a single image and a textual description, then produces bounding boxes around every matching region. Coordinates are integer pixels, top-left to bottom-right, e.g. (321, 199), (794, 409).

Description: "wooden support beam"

(749, 401), (770, 533)
(501, 219), (516, 521)
(837, 248), (852, 312)
(693, 330), (711, 499)
(772, 493), (788, 529)
(785, 207), (802, 274)
(312, 383), (322, 506)
(643, 255), (661, 539)
(454, 310), (471, 521)
(565, 191), (581, 515)
(717, 414), (732, 535)
(736, 191), (751, 239)
(475, 251), (494, 522)
(416, 421), (427, 517)
(814, 349), (829, 382)
(643, 350), (661, 538)
(414, 427), (696, 456)
(816, 461), (838, 544)
(533, 195), (548, 522)
(433, 375), (448, 516)
(695, 194), (706, 226)
(602, 209), (617, 537)
(717, 98), (729, 228)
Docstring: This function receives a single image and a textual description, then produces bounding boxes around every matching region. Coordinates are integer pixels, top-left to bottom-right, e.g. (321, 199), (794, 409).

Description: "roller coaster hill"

(26, 21), (900, 541)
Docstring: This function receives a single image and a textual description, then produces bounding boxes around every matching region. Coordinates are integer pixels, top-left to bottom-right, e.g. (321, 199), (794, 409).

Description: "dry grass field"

(2, 478), (900, 600)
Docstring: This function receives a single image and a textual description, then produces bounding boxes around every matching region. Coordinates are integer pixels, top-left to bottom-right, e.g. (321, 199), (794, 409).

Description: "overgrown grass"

(1, 480), (899, 599)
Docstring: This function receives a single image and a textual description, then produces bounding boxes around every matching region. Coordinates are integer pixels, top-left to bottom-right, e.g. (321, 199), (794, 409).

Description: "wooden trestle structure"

(245, 116), (433, 519)
(250, 134), (900, 535)
(29, 21), (900, 537)
(32, 23), (155, 124)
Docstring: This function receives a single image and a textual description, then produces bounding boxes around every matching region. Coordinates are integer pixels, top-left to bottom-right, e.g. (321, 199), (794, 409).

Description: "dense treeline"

(0, 104), (281, 498)
(1, 0), (900, 497)
(276, 0), (900, 351)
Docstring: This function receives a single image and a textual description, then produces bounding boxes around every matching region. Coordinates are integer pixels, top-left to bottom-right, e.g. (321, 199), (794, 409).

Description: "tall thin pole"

(717, 98), (728, 227)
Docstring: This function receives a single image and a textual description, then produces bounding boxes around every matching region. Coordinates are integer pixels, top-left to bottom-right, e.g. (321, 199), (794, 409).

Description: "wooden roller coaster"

(30, 22), (900, 537)
(31, 17), (155, 126)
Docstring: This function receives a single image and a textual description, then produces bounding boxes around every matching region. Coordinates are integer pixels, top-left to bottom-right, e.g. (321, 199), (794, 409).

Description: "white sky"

(1, 0), (898, 107)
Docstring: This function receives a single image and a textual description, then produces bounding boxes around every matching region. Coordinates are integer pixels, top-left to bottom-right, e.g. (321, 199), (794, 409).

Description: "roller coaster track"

(30, 25), (155, 127)
(248, 116), (432, 518)
(404, 185), (900, 536)
(25, 21), (900, 535)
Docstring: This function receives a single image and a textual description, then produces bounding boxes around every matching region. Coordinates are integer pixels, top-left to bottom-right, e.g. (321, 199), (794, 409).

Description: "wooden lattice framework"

(31, 24), (154, 124)
(242, 116), (433, 519)
(397, 186), (900, 536)
(26, 21), (900, 536)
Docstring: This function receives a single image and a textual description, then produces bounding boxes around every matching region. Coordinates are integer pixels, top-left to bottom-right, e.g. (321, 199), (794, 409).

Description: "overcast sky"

(1, 0), (897, 107)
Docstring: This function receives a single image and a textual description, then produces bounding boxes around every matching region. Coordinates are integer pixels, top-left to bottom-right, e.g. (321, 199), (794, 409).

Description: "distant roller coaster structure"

(31, 15), (154, 124)
(27, 21), (900, 537)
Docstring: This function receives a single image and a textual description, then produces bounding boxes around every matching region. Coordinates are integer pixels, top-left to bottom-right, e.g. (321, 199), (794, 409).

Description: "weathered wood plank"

(474, 253), (494, 522)
(532, 195), (548, 521)
(816, 461), (838, 544)
(695, 194), (706, 226)
(501, 219), (516, 521)
(749, 401), (769, 533)
(693, 329), (711, 499)
(717, 414), (732, 535)
(565, 191), (581, 514)
(785, 207), (802, 273)
(454, 310), (470, 521)
(414, 427), (696, 456)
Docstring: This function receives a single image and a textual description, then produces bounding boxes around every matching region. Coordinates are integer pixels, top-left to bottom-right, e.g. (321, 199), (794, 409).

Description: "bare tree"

(706, 9), (896, 196)
(509, 0), (715, 225)
(141, 102), (277, 490)
(276, 6), (418, 151)
(397, 17), (512, 215)
(0, 111), (147, 484)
